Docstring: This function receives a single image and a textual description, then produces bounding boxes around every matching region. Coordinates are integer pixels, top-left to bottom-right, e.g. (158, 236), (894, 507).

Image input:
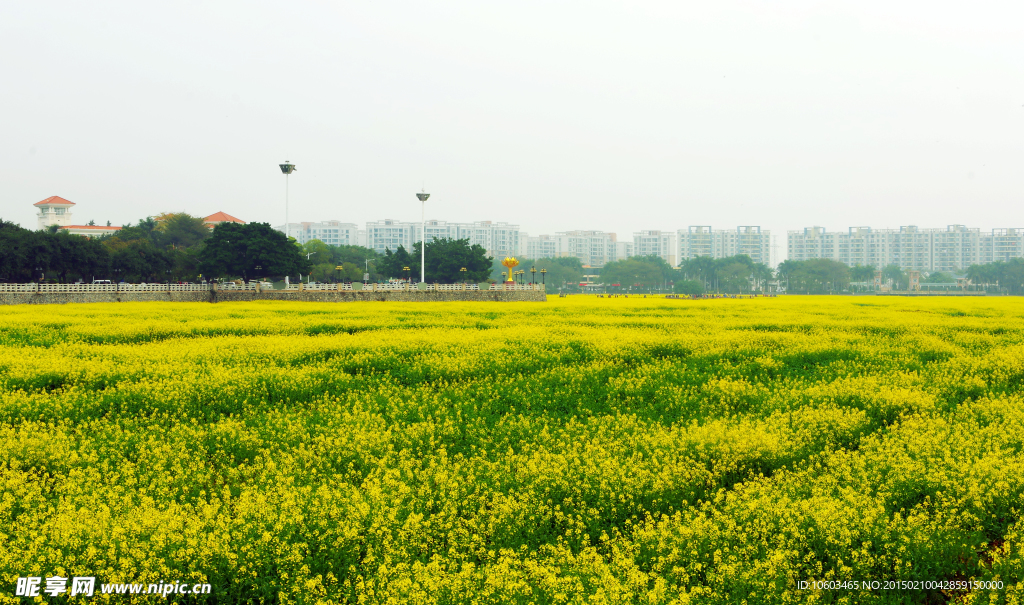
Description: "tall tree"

(882, 264), (907, 290)
(600, 258), (670, 290)
(376, 245), (415, 280)
(0, 220), (40, 282)
(199, 222), (308, 280)
(411, 238), (492, 282)
(155, 213), (211, 249)
(850, 264), (876, 282)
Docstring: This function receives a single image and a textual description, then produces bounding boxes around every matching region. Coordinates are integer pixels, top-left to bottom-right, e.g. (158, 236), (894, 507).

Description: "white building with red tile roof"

(35, 196), (76, 229)
(35, 196), (122, 238)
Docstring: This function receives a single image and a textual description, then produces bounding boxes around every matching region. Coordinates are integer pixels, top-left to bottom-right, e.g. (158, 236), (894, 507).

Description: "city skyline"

(22, 193), (1023, 270)
(3, 1), (1022, 247)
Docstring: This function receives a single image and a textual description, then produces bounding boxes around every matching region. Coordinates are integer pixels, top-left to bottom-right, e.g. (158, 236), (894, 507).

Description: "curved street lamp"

(416, 190), (430, 283)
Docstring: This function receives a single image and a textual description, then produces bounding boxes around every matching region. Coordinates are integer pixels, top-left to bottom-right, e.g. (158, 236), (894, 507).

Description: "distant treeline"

(5, 217), (1022, 293)
(0, 215), (309, 283)
(777, 258), (1024, 294)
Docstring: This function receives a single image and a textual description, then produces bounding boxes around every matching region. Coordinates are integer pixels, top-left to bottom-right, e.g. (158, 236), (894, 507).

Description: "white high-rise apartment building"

(363, 219), (521, 257)
(365, 219), (418, 254)
(633, 230), (675, 266)
(787, 225), (1021, 271)
(455, 221), (521, 258)
(986, 228), (1024, 264)
(523, 232), (629, 265)
(553, 230), (622, 266)
(678, 226), (715, 260)
(677, 226), (771, 265)
(614, 241), (634, 261)
(275, 220), (361, 246)
(525, 234), (558, 260)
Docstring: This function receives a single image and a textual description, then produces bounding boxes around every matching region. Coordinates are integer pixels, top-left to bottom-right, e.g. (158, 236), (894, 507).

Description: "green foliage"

(3, 297), (1024, 602)
(778, 258), (852, 293)
(0, 220), (49, 281)
(967, 258), (1024, 293)
(850, 264), (877, 282)
(680, 255), (773, 293)
(329, 244), (378, 269)
(882, 263), (908, 290)
(376, 245), (416, 280)
(673, 279), (704, 295)
(155, 213), (211, 249)
(301, 239), (334, 267)
(0, 220), (111, 282)
(377, 238), (492, 282)
(199, 222), (309, 280)
(601, 256), (675, 291)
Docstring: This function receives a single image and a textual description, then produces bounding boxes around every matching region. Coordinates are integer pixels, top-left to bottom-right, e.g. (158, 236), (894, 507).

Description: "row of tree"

(5, 215), (1024, 294)
(774, 259), (1024, 294)
(0, 215), (313, 283)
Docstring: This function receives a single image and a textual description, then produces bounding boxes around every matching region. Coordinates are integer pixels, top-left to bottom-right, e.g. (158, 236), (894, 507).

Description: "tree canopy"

(199, 222), (309, 281)
(600, 257), (671, 290)
(967, 259), (1024, 293)
(777, 258), (851, 293)
(679, 255), (773, 293)
(377, 238), (492, 283)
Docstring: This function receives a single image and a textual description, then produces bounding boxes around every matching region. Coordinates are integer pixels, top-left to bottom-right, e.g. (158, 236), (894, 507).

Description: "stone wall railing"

(1, 282), (546, 293)
(0, 283), (212, 293)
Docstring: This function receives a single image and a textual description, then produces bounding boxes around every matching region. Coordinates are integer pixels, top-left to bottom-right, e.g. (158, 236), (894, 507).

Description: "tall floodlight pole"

(416, 190), (430, 283)
(279, 161), (296, 240)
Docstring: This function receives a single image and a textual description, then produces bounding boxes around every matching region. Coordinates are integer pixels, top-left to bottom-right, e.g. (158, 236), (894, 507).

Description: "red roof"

(34, 196), (76, 207)
(62, 225), (121, 230)
(204, 211), (245, 224)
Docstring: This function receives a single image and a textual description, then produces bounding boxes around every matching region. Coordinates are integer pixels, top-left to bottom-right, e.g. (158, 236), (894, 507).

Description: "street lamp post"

(530, 266), (536, 285)
(279, 161), (296, 240)
(403, 266), (411, 283)
(416, 191), (430, 283)
(540, 268), (546, 286)
(460, 267), (467, 283)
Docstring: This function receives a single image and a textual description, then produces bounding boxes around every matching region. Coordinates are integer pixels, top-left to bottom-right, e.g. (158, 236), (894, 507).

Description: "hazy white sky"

(2, 0), (1022, 248)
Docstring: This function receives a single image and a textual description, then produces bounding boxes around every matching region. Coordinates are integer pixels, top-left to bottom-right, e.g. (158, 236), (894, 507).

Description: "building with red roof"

(35, 196), (76, 230)
(34, 196), (121, 238)
(203, 211), (246, 228)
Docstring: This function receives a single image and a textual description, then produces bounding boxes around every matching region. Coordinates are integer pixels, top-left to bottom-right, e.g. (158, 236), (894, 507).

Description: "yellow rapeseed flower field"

(1, 295), (1023, 604)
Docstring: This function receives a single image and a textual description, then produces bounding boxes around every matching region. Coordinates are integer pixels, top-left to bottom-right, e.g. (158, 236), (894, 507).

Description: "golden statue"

(501, 257), (519, 283)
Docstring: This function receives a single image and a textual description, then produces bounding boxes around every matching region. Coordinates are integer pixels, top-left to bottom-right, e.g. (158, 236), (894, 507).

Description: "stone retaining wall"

(0, 291), (212, 306)
(0, 290), (545, 306)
